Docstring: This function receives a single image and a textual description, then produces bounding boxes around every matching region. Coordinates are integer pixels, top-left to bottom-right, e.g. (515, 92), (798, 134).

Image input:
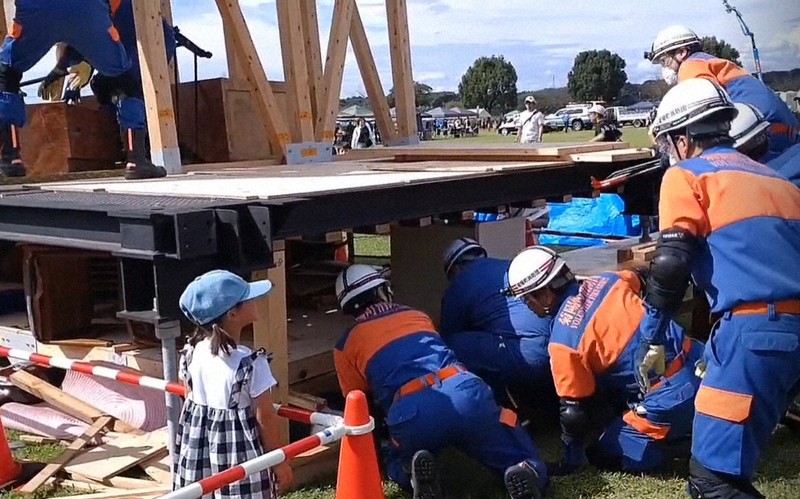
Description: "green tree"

(701, 36), (742, 66)
(567, 50), (628, 103)
(387, 81), (434, 109)
(458, 56), (518, 114)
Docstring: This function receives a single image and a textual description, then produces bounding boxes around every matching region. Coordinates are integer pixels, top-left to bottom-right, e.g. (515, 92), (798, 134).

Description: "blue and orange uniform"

(0, 0), (136, 129)
(678, 52), (799, 155)
(658, 146), (800, 481)
(334, 302), (548, 490)
(549, 271), (703, 472)
(768, 142), (800, 187)
(440, 257), (553, 399)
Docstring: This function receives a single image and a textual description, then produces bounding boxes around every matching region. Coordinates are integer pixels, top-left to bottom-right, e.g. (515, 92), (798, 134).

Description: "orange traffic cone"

(335, 390), (385, 499)
(0, 417), (22, 488)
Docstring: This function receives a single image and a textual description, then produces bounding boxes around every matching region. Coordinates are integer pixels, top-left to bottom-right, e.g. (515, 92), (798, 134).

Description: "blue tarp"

(539, 194), (641, 247)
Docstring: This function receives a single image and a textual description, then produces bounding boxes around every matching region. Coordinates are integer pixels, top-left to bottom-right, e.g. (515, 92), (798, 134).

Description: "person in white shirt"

(517, 96), (545, 144)
(174, 270), (292, 498)
(350, 118), (376, 149)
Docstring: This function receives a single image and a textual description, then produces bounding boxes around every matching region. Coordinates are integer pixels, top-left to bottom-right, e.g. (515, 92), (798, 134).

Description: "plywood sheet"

(65, 429), (168, 481)
(366, 160), (571, 173)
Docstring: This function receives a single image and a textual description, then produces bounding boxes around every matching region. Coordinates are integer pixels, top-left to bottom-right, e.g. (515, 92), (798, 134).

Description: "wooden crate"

(176, 77), (287, 164)
(19, 101), (122, 177)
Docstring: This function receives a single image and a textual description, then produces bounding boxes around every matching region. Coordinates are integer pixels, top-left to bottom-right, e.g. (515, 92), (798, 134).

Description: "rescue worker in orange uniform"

(505, 247), (703, 476)
(333, 264), (547, 499)
(646, 78), (800, 498)
(647, 25), (798, 157)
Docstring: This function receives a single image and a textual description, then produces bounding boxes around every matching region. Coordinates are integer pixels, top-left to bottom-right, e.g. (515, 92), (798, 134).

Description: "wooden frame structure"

(153, 0), (417, 168)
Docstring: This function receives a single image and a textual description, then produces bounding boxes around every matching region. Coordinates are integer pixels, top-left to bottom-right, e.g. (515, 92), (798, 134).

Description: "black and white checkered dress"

(173, 346), (278, 498)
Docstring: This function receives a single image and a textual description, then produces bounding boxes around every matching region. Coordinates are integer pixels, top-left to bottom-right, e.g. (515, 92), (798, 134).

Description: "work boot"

(123, 128), (167, 180)
(410, 450), (442, 499)
(0, 124), (25, 177)
(504, 461), (542, 499)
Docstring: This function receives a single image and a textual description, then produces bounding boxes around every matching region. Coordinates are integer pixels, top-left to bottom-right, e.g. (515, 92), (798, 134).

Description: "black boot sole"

(0, 165), (26, 178)
(504, 465), (542, 499)
(124, 168), (168, 180)
(411, 450), (442, 499)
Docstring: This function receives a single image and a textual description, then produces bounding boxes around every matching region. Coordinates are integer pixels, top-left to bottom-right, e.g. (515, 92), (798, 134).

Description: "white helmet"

(729, 102), (770, 150)
(505, 246), (569, 298)
(650, 78), (737, 140)
(647, 25), (701, 63)
(335, 264), (388, 310)
(588, 104), (606, 117)
(443, 237), (487, 276)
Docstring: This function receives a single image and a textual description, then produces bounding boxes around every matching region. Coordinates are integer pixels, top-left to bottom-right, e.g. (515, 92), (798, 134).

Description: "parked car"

(607, 106), (655, 128)
(497, 119), (519, 135)
(543, 105), (593, 132)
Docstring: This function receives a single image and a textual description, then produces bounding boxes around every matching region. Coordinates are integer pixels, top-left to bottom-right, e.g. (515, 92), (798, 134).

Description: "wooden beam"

(18, 416), (113, 494)
(0, 1), (8, 39)
(160, 0), (177, 85)
(223, 16), (247, 83)
(216, 0), (292, 155)
(349, 4), (397, 142)
(132, 0), (182, 173)
(251, 248), (289, 444)
(277, 0), (315, 143)
(385, 0), (417, 142)
(316, 0), (354, 143)
(300, 0), (324, 123)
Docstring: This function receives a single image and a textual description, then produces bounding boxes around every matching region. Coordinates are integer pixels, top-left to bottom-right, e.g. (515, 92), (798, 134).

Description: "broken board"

(65, 428), (168, 482)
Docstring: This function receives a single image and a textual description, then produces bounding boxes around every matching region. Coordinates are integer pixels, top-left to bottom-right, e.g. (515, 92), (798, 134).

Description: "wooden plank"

(8, 370), (139, 434)
(367, 160), (571, 173)
(132, 0), (182, 173)
(71, 475), (165, 490)
(222, 14), (247, 83)
(385, 0), (417, 141)
(570, 147), (655, 163)
(160, 0), (176, 85)
(19, 415), (113, 493)
(315, 0), (354, 143)
(53, 486), (168, 499)
(276, 0), (315, 143)
(288, 391), (328, 412)
(300, 0), (324, 124)
(65, 429), (168, 481)
(252, 254), (289, 444)
(617, 241), (657, 264)
(349, 4), (397, 143)
(139, 450), (172, 485)
(215, 0), (292, 155)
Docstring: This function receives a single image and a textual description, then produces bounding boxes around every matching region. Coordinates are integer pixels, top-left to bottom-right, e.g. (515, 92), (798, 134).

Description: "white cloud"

(170, 0), (800, 97)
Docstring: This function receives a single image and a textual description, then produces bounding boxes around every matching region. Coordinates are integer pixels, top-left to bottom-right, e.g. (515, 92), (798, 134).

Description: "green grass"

(430, 127), (653, 149)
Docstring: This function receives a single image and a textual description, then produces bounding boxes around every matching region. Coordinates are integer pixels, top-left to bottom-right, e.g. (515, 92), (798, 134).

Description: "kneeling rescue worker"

(333, 264), (548, 499)
(505, 246), (703, 475)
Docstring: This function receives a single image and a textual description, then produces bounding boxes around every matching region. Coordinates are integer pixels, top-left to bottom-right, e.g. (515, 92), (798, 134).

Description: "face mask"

(661, 66), (679, 86)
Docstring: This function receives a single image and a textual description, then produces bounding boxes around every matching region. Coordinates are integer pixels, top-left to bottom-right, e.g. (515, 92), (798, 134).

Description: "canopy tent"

(338, 105), (374, 119)
(627, 101), (658, 110)
(448, 107), (477, 117)
(421, 106), (461, 119)
(470, 108), (492, 119)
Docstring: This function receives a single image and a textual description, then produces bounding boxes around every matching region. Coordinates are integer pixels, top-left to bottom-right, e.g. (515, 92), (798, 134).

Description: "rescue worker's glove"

(548, 398), (589, 475)
(635, 342), (666, 393)
(38, 68), (68, 101)
(63, 62), (93, 104)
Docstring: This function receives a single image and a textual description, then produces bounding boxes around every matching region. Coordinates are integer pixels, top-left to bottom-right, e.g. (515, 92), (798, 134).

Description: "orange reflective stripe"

(108, 26), (121, 43)
(499, 408), (519, 427)
(733, 300), (800, 316)
(623, 410), (670, 440)
(395, 365), (465, 400)
(10, 22), (22, 39)
(695, 385), (753, 423)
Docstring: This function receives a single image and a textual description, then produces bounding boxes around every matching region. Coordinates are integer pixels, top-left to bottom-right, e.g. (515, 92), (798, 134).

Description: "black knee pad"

(0, 64), (22, 93)
(90, 74), (116, 106)
(96, 67), (143, 100)
(688, 458), (765, 499)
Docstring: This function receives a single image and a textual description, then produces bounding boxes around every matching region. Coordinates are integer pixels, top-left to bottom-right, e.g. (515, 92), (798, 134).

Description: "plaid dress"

(173, 345), (278, 498)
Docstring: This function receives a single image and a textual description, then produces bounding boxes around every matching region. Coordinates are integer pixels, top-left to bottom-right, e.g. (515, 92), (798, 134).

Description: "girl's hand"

(273, 462), (293, 493)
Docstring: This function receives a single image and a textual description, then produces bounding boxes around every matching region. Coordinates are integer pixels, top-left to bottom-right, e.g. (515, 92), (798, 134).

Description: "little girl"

(173, 270), (292, 497)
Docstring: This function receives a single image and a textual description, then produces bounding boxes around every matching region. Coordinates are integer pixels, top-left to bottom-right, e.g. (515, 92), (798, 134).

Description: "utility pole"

(722, 0), (763, 81)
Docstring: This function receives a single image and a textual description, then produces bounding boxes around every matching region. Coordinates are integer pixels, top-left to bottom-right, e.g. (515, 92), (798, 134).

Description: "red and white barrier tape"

(0, 346), (343, 427)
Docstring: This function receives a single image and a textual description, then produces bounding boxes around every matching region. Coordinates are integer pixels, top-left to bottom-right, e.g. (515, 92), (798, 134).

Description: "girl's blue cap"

(179, 270), (272, 325)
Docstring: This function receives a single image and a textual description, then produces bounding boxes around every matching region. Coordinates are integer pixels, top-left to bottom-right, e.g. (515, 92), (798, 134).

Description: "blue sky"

(23, 0), (800, 96)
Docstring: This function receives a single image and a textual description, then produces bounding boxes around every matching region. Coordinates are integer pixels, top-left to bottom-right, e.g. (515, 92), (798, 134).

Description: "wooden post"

(385, 0), (418, 144)
(300, 0), (324, 123)
(349, 4), (397, 143)
(251, 244), (289, 444)
(216, 0), (292, 156)
(276, 0), (315, 144)
(0, 0), (8, 39)
(160, 0), (177, 85)
(132, 0), (183, 173)
(316, 0), (354, 143)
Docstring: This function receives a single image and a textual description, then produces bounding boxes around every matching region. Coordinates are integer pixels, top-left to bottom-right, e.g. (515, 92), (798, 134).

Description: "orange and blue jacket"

(334, 303), (459, 411)
(549, 272), (687, 401)
(679, 52), (799, 154)
(659, 146), (800, 313)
